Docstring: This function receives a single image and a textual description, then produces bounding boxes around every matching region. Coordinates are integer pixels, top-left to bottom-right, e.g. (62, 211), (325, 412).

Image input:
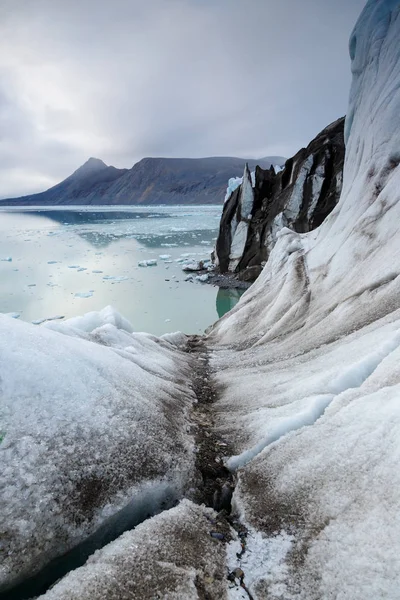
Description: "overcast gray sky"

(0, 0), (366, 198)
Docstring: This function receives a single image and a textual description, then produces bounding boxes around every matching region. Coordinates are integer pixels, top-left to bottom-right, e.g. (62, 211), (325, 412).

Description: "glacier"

(206, 1), (400, 597)
(0, 307), (196, 594)
(1, 1), (400, 598)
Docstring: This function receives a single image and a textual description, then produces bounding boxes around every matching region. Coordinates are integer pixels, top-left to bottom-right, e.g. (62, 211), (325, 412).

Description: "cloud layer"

(0, 0), (365, 197)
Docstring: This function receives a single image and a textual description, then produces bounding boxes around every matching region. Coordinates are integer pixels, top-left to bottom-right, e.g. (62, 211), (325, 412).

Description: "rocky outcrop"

(214, 117), (345, 277)
(0, 155), (286, 207)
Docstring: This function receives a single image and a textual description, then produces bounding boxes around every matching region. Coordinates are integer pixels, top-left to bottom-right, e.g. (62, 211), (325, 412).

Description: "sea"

(0, 206), (243, 335)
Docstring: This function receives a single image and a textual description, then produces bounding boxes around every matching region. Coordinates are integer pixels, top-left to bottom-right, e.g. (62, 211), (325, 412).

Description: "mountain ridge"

(0, 155), (286, 206)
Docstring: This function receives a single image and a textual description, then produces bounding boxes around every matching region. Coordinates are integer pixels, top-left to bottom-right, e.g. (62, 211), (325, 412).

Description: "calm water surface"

(0, 206), (243, 335)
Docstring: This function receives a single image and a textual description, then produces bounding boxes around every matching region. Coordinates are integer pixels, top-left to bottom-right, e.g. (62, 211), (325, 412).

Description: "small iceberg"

(182, 261), (204, 272)
(138, 259), (157, 267)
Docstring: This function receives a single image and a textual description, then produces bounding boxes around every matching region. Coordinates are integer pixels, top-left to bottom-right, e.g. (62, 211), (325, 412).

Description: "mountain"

(214, 116), (345, 279)
(0, 155), (286, 206)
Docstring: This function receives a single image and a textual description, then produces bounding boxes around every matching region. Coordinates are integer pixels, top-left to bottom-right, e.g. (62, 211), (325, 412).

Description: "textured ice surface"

(207, 2), (400, 597)
(42, 501), (227, 600)
(0, 308), (194, 589)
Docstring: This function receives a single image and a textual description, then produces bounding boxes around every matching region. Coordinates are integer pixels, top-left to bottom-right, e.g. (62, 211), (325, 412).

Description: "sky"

(0, 0), (366, 198)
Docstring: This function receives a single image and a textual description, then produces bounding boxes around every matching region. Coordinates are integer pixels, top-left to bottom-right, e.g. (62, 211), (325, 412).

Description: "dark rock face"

(214, 117), (345, 278)
(0, 156), (286, 207)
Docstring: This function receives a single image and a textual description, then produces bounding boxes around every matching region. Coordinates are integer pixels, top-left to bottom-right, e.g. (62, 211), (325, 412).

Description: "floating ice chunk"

(165, 319), (171, 323)
(159, 254), (172, 260)
(196, 274), (209, 282)
(184, 275), (194, 281)
(104, 275), (128, 282)
(1, 257), (12, 262)
(74, 291), (93, 298)
(92, 270), (103, 274)
(4, 312), (21, 319)
(27, 283), (36, 287)
(200, 241), (210, 245)
(138, 259), (157, 267)
(47, 261), (58, 265)
(77, 268), (87, 272)
(182, 261), (204, 272)
(68, 265), (80, 269)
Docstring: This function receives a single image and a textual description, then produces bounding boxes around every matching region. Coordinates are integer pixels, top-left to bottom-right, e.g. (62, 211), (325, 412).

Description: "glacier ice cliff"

(214, 117), (345, 279)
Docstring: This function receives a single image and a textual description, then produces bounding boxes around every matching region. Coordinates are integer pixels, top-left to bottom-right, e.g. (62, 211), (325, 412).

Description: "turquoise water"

(0, 206), (242, 335)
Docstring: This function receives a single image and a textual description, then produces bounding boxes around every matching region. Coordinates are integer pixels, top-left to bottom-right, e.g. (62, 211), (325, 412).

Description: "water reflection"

(20, 210), (170, 225)
(216, 287), (245, 318)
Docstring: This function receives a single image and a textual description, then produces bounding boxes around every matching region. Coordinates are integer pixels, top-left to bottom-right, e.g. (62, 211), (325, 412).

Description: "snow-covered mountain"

(0, 156), (286, 206)
(1, 1), (400, 598)
(214, 117), (345, 279)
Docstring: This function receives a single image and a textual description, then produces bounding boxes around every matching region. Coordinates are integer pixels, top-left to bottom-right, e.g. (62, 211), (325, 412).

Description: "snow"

(206, 2), (400, 597)
(0, 308), (195, 589)
(227, 527), (294, 599)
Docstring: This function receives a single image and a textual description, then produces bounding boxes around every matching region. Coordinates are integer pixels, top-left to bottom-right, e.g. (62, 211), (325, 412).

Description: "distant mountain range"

(0, 156), (286, 206)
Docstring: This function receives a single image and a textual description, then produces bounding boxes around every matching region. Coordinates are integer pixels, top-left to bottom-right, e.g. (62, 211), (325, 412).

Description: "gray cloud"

(0, 0), (366, 198)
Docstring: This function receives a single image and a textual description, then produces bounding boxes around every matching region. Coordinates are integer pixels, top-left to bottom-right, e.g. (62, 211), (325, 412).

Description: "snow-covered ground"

(207, 1), (400, 597)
